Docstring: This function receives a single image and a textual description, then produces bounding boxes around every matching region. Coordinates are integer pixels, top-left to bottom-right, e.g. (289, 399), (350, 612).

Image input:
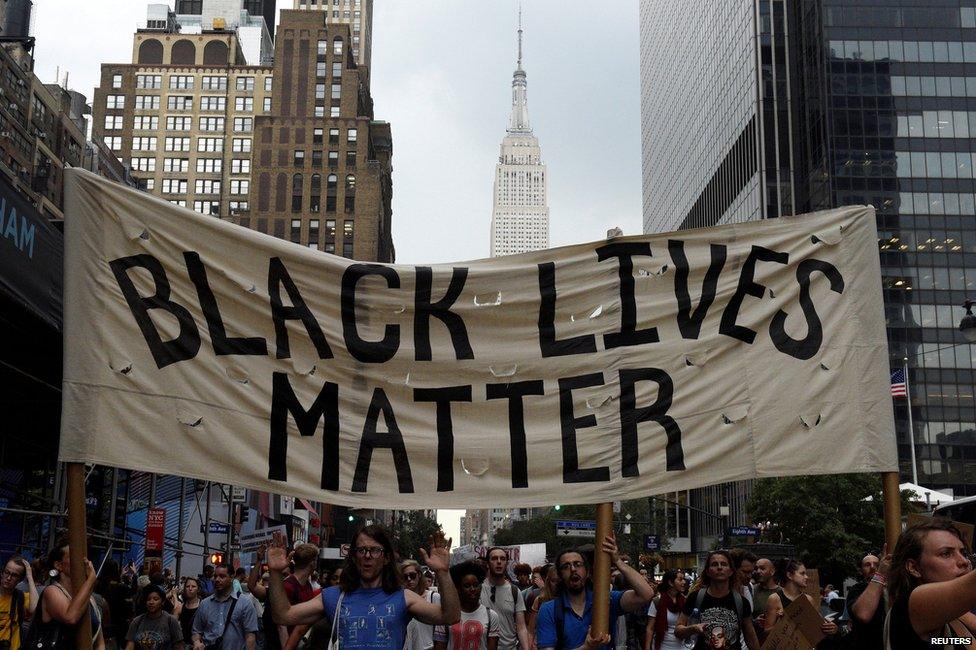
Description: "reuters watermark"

(931, 639), (972, 646)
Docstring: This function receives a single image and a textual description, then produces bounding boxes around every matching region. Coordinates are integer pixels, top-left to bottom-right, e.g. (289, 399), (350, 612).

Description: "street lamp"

(960, 300), (976, 343)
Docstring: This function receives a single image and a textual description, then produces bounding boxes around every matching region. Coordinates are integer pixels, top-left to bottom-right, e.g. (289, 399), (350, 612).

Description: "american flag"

(891, 368), (908, 397)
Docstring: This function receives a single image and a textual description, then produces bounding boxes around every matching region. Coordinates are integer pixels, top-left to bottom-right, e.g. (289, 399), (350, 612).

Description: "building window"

(313, 128), (324, 144)
(330, 106), (340, 117)
(344, 150), (355, 168)
(264, 77), (272, 92)
(309, 218), (319, 246)
(342, 220), (353, 258)
(107, 95), (125, 109)
(135, 95), (160, 109)
(144, 179), (156, 190)
(132, 136), (159, 151)
(333, 37), (343, 56)
(195, 179), (221, 194)
(332, 62), (342, 78)
(197, 137), (224, 152)
(133, 116), (158, 130)
(325, 218), (336, 239)
(168, 199), (186, 207)
(231, 159), (251, 174)
(291, 218), (302, 243)
(344, 174), (355, 212)
(163, 136), (189, 152)
(229, 200), (249, 214)
(263, 97), (272, 112)
(235, 96), (254, 112)
(231, 179), (250, 194)
(310, 173), (321, 212)
(162, 179), (187, 194)
(329, 128), (339, 144)
(233, 117), (253, 132)
(315, 83), (326, 100)
(201, 76), (228, 91)
(331, 83), (341, 99)
(236, 76), (255, 91)
(312, 150), (323, 167)
(112, 74), (123, 89)
(199, 117), (225, 131)
(164, 158), (189, 172)
(166, 116), (192, 131)
(294, 149), (305, 166)
(233, 138), (252, 153)
(317, 39), (328, 57)
(314, 105), (325, 118)
(328, 151), (338, 167)
(136, 75), (161, 89)
(169, 75), (194, 90)
(167, 95), (193, 110)
(196, 158), (222, 173)
(347, 128), (357, 143)
(292, 173), (303, 212)
(193, 200), (221, 215)
(200, 96), (227, 111)
(317, 62), (327, 78)
(104, 115), (123, 130)
(130, 157), (156, 172)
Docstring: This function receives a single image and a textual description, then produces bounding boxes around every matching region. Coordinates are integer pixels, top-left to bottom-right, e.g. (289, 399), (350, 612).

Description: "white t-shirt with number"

(434, 605), (499, 650)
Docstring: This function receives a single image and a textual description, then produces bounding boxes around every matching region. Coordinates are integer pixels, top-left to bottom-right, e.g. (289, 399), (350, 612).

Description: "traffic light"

(210, 552), (223, 565)
(241, 508), (250, 523)
(553, 505), (561, 511)
(348, 514), (355, 522)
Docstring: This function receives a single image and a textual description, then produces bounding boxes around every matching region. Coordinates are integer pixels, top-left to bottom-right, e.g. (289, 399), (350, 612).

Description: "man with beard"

(266, 526), (460, 650)
(536, 534), (655, 650)
(481, 548), (530, 650)
(191, 564), (259, 650)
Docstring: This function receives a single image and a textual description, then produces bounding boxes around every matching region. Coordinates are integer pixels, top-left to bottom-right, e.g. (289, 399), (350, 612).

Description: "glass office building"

(641, 0), (976, 548)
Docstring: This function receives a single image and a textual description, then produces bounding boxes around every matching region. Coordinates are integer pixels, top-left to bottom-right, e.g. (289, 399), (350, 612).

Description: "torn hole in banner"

(392, 304), (406, 314)
(109, 360), (133, 375)
(637, 263), (669, 277)
(819, 349), (841, 371)
(460, 458), (490, 476)
(177, 409), (203, 428)
(586, 393), (614, 409)
(685, 349), (713, 367)
(767, 288), (776, 299)
(489, 364), (518, 378)
(225, 365), (250, 385)
(800, 412), (823, 429)
(403, 372), (411, 385)
(124, 223), (152, 246)
(721, 405), (748, 424)
(221, 269), (259, 295)
(474, 292), (501, 307)
(291, 359), (317, 376)
(811, 226), (844, 246)
(571, 305), (603, 322)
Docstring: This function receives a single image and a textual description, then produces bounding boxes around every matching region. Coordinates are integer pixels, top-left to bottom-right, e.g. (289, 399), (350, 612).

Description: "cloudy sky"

(32, 0), (642, 541)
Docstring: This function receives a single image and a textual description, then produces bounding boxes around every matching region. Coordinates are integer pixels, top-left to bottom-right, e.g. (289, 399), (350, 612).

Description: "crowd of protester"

(0, 517), (973, 649)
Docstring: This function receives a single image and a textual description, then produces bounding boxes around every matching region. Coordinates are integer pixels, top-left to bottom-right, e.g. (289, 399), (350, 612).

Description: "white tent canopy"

(900, 482), (955, 506)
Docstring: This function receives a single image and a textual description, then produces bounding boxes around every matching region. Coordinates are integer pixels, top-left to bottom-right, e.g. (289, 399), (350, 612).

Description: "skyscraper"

(291, 0), (372, 68)
(640, 0), (976, 549)
(490, 9), (549, 258)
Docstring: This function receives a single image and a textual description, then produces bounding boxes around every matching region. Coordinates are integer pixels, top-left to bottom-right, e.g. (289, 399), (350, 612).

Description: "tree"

(393, 510), (443, 561)
(747, 474), (917, 585)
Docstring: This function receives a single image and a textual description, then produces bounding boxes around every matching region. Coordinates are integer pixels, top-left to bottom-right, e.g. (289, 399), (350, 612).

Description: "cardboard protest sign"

(803, 568), (821, 600)
(761, 594), (825, 650)
(238, 524), (288, 552)
(59, 170), (897, 508)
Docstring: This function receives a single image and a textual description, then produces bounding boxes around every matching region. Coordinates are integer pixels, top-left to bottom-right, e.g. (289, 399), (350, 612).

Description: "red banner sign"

(146, 507), (165, 557)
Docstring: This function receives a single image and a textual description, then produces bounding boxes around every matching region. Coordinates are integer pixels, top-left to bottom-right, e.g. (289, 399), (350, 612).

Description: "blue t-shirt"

(536, 589), (625, 650)
(321, 585), (411, 650)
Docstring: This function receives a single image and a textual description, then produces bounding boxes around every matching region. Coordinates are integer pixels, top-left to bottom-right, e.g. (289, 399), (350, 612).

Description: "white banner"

(60, 170), (897, 509)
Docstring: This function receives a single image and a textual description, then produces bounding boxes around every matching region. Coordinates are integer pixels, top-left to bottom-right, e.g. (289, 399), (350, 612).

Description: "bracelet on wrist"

(870, 573), (886, 586)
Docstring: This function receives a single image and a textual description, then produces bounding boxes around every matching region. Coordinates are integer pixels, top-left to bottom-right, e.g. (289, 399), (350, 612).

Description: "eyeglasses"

(403, 572), (419, 580)
(559, 561), (585, 571)
(354, 546), (385, 558)
(1, 570), (24, 580)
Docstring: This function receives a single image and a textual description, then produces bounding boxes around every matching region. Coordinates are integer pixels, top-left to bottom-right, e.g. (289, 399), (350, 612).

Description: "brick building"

(246, 10), (392, 261)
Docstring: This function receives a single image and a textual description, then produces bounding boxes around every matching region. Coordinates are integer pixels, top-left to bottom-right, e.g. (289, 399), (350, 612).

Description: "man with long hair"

(673, 550), (758, 650)
(267, 525), (460, 649)
(536, 534), (655, 650)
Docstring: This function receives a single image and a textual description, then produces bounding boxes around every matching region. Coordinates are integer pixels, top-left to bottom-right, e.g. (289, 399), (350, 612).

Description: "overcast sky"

(32, 0), (642, 542)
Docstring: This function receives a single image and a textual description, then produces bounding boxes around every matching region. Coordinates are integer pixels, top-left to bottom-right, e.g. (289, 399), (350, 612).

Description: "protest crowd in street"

(0, 519), (973, 649)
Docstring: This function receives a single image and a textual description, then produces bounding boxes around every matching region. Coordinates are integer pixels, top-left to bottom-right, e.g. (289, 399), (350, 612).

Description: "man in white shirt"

(480, 548), (530, 650)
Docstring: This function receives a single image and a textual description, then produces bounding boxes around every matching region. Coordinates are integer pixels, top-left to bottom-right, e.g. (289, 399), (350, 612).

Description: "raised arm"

(267, 546), (324, 627)
(22, 559), (38, 615)
(601, 534), (654, 612)
(248, 546), (268, 601)
(406, 533), (460, 626)
(909, 567), (976, 637)
(45, 560), (98, 625)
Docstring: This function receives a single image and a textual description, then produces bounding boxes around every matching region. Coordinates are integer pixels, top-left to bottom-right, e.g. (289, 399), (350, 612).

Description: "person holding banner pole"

(266, 526), (461, 650)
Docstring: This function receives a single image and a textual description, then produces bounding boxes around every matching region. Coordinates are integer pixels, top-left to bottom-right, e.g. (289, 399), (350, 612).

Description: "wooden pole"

(591, 503), (614, 637)
(66, 462), (93, 650)
(881, 471), (902, 552)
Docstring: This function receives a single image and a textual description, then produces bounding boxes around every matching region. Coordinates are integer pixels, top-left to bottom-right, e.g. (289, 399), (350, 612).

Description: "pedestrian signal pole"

(66, 462), (94, 650)
(591, 502), (614, 637)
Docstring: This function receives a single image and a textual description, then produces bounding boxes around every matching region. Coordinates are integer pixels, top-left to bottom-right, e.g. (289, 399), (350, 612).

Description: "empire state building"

(490, 11), (549, 257)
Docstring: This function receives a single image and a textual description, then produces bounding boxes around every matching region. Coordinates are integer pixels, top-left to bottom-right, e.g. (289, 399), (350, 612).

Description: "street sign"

(643, 535), (661, 551)
(232, 486), (247, 503)
(200, 521), (230, 535)
(727, 526), (761, 537)
(555, 520), (597, 538)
